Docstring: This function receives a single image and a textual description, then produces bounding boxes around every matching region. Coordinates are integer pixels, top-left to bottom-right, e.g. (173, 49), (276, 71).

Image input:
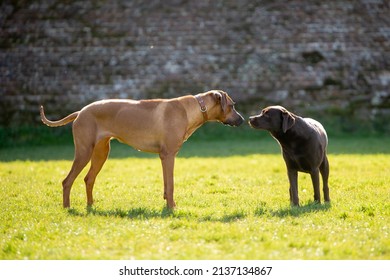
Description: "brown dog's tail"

(40, 105), (80, 127)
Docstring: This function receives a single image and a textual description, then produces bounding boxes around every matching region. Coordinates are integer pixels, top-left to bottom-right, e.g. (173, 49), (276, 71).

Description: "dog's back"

(303, 117), (328, 149)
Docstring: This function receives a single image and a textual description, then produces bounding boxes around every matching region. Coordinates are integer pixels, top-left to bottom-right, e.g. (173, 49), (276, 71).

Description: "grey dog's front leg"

(310, 169), (321, 203)
(287, 169), (299, 206)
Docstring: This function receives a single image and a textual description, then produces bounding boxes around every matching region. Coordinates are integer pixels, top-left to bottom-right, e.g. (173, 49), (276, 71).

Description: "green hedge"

(0, 116), (388, 149)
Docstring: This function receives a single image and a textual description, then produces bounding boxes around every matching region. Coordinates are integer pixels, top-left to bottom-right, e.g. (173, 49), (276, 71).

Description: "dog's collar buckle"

(200, 105), (207, 113)
(195, 95), (208, 121)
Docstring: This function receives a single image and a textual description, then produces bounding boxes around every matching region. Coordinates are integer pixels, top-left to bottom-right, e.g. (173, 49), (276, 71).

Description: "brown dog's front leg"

(287, 169), (299, 206)
(160, 152), (176, 209)
(62, 182), (71, 208)
(162, 164), (168, 201)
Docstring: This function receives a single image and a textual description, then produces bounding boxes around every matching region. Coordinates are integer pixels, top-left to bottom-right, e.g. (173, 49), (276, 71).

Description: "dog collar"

(195, 95), (208, 121)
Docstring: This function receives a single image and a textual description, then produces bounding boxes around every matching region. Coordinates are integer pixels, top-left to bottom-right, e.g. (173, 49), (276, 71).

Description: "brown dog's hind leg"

(62, 121), (96, 208)
(84, 138), (111, 207)
(62, 145), (93, 208)
(320, 155), (330, 202)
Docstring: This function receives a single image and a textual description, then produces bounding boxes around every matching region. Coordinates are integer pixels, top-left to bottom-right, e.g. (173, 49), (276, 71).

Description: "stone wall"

(1, 0), (389, 131)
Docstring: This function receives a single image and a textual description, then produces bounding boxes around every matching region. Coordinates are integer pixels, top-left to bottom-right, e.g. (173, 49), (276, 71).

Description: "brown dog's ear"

(282, 111), (295, 133)
(213, 90), (228, 112)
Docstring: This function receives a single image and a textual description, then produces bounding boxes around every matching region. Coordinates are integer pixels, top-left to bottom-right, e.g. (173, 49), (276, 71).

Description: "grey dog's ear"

(213, 90), (228, 112)
(282, 111), (295, 133)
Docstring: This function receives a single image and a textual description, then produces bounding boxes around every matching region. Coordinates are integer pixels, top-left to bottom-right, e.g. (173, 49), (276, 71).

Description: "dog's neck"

(195, 95), (208, 122)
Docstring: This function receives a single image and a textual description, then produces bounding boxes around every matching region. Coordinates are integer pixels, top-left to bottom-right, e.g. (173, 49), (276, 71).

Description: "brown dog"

(249, 105), (330, 206)
(40, 90), (244, 208)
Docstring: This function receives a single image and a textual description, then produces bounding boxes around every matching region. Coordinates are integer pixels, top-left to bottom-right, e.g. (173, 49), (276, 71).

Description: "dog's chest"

(284, 153), (313, 172)
(281, 142), (318, 172)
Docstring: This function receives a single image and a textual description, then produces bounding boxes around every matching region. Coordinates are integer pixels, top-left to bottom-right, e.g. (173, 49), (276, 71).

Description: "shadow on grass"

(253, 201), (331, 217)
(67, 200), (331, 220)
(67, 206), (248, 223)
(271, 202), (332, 217)
(67, 206), (175, 219)
(68, 203), (331, 222)
(199, 211), (247, 223)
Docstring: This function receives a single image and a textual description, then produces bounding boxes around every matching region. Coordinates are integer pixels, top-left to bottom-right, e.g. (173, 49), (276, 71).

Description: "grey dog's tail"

(40, 105), (80, 127)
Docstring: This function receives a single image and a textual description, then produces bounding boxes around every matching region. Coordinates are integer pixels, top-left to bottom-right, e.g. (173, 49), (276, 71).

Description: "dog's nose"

(248, 116), (256, 127)
(236, 114), (245, 126)
(226, 114), (244, 127)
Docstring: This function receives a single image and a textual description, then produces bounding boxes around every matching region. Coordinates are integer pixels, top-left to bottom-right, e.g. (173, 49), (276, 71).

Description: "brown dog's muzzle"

(225, 112), (244, 127)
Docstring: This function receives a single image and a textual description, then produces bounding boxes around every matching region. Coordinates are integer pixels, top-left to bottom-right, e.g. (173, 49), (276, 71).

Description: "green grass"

(1, 136), (389, 260)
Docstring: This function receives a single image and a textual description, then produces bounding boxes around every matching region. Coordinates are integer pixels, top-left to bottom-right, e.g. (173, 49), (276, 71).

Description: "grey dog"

(249, 105), (330, 206)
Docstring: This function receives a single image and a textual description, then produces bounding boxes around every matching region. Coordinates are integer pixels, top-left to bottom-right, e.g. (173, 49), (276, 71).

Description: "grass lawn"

(0, 134), (389, 259)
